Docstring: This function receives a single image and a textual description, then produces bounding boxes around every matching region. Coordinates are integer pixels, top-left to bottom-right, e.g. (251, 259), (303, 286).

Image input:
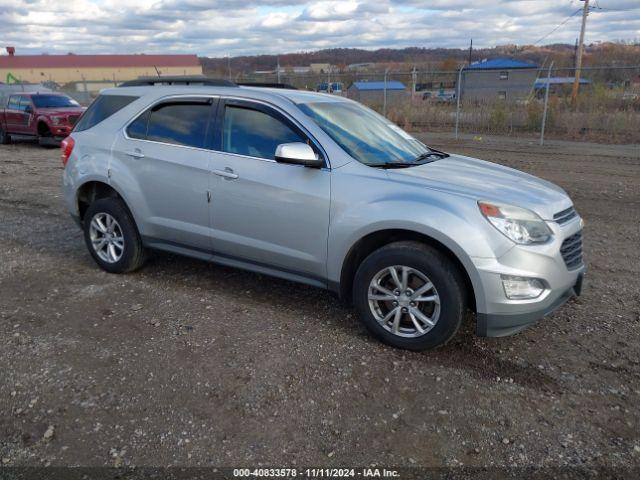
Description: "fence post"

(383, 68), (389, 117)
(455, 65), (464, 139)
(540, 61), (554, 146)
(411, 66), (417, 100)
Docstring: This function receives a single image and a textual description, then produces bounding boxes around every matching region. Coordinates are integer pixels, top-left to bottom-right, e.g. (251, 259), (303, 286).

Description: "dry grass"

(370, 88), (640, 144)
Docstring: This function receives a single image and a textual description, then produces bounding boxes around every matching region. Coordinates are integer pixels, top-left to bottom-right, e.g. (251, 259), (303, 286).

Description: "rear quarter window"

(74, 94), (138, 132)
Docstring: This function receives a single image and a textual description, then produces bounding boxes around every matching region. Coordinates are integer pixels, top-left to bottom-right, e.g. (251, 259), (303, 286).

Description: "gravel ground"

(0, 134), (639, 473)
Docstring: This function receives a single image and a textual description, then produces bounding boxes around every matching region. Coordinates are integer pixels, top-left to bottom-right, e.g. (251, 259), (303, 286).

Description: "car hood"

(387, 154), (572, 220)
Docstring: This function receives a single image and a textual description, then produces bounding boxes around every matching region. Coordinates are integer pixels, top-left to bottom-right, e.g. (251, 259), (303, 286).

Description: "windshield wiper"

(369, 162), (421, 169)
(414, 150), (449, 162)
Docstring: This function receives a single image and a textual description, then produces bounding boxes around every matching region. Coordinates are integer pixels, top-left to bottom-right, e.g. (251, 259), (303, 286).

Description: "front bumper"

(476, 272), (583, 337)
(472, 216), (584, 337)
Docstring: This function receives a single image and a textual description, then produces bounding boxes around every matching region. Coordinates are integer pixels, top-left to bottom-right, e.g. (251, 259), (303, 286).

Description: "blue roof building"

(347, 80), (408, 104)
(350, 81), (407, 91)
(461, 58), (539, 102)
(467, 58), (539, 70)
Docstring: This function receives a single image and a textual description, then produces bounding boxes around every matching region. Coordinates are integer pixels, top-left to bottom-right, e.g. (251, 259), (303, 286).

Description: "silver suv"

(62, 79), (585, 350)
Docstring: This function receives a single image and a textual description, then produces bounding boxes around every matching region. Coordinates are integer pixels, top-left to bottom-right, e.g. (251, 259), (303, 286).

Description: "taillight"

(60, 136), (75, 166)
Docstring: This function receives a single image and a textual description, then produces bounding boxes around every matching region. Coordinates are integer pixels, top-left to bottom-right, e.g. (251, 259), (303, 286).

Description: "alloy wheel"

(89, 212), (125, 263)
(367, 265), (441, 338)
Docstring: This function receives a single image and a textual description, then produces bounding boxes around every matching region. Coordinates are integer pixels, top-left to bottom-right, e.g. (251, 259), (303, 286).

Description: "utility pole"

(227, 55), (231, 81)
(571, 0), (590, 106)
(468, 39), (473, 65)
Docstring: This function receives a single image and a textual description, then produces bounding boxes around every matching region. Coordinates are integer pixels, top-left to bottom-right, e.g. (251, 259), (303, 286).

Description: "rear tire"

(0, 126), (10, 145)
(83, 198), (147, 273)
(353, 241), (466, 351)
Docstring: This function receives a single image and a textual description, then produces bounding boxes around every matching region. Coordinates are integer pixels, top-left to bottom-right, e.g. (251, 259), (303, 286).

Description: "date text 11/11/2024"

(233, 468), (401, 478)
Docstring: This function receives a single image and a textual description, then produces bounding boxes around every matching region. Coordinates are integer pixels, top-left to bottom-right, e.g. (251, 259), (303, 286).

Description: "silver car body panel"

(62, 85), (585, 337)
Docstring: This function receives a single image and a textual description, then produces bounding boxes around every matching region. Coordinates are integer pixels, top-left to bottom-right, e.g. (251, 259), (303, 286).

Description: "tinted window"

(74, 94), (138, 132)
(222, 106), (305, 160)
(19, 96), (32, 111)
(126, 110), (150, 140)
(31, 94), (79, 108)
(146, 102), (210, 148)
(8, 96), (19, 110)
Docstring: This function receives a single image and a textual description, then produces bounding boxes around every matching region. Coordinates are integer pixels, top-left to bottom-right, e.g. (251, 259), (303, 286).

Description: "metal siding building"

(0, 53), (203, 84)
(461, 58), (539, 102)
(347, 81), (407, 104)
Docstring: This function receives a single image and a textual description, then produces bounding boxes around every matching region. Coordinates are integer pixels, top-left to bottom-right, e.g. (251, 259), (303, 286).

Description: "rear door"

(207, 98), (331, 282)
(110, 97), (217, 252)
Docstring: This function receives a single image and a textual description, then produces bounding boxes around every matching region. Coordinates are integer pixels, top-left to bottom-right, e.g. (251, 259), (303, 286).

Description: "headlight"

(51, 116), (63, 125)
(478, 201), (552, 244)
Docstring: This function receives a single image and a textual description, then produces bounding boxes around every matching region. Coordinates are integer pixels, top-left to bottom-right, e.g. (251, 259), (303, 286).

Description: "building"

(461, 58), (538, 102)
(309, 63), (332, 73)
(0, 49), (202, 85)
(534, 77), (591, 97)
(347, 80), (407, 104)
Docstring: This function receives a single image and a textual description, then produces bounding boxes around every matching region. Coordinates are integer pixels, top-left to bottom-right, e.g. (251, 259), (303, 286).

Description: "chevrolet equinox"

(61, 78), (585, 350)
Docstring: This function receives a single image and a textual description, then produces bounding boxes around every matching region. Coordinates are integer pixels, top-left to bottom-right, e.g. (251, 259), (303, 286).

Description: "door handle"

(125, 149), (145, 159)
(212, 168), (239, 180)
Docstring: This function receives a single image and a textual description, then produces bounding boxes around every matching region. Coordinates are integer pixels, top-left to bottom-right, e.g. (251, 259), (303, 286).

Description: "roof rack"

(118, 76), (236, 88)
(237, 82), (297, 90)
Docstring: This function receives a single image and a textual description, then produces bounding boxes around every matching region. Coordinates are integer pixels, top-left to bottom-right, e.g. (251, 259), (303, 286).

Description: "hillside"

(201, 42), (640, 76)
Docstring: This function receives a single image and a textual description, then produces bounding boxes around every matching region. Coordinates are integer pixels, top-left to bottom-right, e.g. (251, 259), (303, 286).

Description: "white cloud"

(0, 0), (637, 57)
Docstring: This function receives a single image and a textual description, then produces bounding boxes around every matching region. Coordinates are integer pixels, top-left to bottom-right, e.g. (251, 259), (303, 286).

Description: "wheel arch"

(37, 119), (51, 136)
(76, 180), (132, 224)
(337, 229), (480, 313)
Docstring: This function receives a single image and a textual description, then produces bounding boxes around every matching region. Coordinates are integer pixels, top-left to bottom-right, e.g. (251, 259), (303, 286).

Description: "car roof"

(101, 85), (350, 105)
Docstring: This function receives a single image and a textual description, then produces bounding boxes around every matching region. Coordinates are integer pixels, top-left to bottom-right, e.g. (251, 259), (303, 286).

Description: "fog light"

(501, 275), (545, 299)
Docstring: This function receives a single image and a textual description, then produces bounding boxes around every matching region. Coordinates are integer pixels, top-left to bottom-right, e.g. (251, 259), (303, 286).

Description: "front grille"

(553, 206), (578, 225)
(68, 115), (80, 126)
(560, 231), (583, 270)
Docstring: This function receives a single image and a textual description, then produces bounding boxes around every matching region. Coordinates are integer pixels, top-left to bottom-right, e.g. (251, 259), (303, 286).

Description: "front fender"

(327, 169), (514, 314)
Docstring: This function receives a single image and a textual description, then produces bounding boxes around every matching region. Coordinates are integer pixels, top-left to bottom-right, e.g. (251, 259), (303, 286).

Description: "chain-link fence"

(239, 65), (640, 144)
(13, 64), (639, 144)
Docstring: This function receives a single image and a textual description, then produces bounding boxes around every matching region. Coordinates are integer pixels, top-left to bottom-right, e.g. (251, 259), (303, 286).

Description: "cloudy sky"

(0, 0), (638, 57)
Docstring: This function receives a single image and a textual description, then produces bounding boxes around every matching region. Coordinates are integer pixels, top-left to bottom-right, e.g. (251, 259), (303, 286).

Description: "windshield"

(31, 95), (79, 109)
(298, 101), (431, 166)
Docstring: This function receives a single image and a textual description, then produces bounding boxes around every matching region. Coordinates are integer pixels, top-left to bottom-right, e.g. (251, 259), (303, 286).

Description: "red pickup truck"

(0, 92), (85, 146)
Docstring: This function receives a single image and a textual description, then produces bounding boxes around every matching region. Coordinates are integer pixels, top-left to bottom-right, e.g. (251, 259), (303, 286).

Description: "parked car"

(317, 82), (344, 95)
(0, 92), (84, 146)
(61, 80), (584, 351)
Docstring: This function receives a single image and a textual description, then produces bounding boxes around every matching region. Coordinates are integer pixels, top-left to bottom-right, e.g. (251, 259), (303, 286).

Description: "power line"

(533, 8), (583, 46)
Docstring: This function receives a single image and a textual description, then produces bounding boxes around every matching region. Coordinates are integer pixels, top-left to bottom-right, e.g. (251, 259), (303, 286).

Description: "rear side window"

(19, 96), (32, 111)
(74, 94), (138, 132)
(126, 110), (150, 140)
(145, 102), (211, 149)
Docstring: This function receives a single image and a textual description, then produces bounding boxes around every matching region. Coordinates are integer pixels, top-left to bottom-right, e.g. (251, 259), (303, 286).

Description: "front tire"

(83, 198), (147, 273)
(0, 126), (10, 145)
(353, 241), (466, 351)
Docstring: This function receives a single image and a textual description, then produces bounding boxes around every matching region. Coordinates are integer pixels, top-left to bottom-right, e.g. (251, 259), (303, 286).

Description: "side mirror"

(275, 142), (323, 168)
(24, 105), (33, 114)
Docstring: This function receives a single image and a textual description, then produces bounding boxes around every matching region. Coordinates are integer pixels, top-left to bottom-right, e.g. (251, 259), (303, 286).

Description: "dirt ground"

(0, 133), (639, 474)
